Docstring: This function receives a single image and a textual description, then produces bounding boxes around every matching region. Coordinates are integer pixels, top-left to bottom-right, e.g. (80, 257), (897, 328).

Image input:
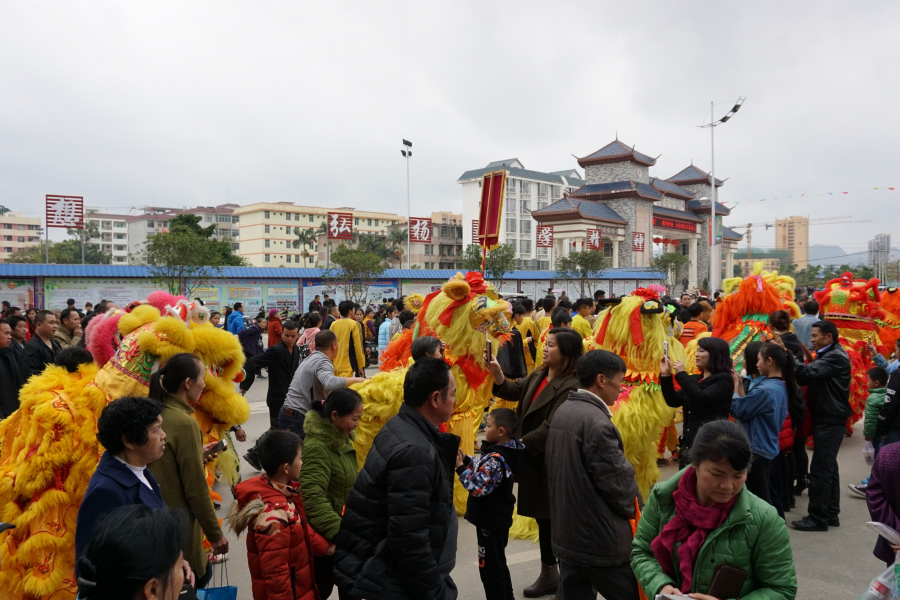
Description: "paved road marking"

(474, 548), (541, 567)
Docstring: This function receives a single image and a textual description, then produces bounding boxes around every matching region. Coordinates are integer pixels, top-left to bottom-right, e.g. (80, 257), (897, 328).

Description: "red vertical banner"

(45, 195), (84, 229)
(327, 212), (353, 239)
(409, 217), (432, 242)
(587, 228), (602, 251)
(632, 232), (646, 252)
(477, 170), (506, 249)
(472, 220), (479, 239)
(536, 225), (554, 247)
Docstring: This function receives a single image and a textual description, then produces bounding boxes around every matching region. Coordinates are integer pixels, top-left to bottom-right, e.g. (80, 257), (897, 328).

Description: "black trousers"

(537, 518), (555, 565)
(477, 528), (514, 600)
(559, 560), (640, 600)
(793, 433), (809, 484)
(808, 422), (845, 525)
(746, 454), (772, 505)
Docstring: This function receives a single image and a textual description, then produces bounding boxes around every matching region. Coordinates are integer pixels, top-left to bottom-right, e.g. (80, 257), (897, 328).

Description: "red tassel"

(630, 305), (644, 345)
(596, 311), (613, 345)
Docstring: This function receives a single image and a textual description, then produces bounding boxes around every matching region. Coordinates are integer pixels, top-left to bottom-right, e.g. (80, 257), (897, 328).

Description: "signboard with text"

(632, 232), (646, 252)
(587, 229), (603, 251)
(653, 215), (697, 233)
(46, 195), (84, 229)
(536, 225), (554, 248)
(409, 217), (432, 242)
(327, 212), (353, 239)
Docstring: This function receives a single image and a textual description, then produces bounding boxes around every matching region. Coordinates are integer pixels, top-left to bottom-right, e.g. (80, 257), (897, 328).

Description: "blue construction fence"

(0, 265), (665, 312)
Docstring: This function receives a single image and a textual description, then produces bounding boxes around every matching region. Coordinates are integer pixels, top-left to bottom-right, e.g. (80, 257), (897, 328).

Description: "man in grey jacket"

(546, 349), (640, 600)
(281, 329), (365, 437)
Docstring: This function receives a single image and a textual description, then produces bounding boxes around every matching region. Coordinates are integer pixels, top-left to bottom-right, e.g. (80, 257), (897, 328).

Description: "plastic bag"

(865, 441), (876, 466)
(860, 523), (900, 600)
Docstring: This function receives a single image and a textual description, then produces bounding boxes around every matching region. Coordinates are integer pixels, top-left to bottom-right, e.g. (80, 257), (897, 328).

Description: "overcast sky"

(2, 1), (898, 256)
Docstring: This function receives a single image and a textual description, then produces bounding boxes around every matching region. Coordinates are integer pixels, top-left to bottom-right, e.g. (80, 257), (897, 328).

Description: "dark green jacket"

(147, 393), (223, 582)
(299, 410), (358, 541)
(631, 468), (797, 599)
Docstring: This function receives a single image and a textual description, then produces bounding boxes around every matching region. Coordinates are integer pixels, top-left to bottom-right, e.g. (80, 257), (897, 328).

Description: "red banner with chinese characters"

(46, 195), (84, 229)
(652, 215), (697, 233)
(409, 217), (432, 242)
(537, 225), (554, 248)
(472, 220), (479, 239)
(327, 212), (353, 239)
(477, 170), (506, 249)
(587, 228), (602, 251)
(632, 231), (646, 252)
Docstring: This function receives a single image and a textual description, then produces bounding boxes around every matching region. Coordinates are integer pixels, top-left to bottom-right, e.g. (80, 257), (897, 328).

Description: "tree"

(651, 252), (691, 293)
(7, 222), (111, 265)
(732, 263), (743, 277)
(293, 227), (318, 265)
(0, 206), (10, 216)
(167, 214), (246, 266)
(554, 250), (609, 297)
(321, 244), (386, 304)
(386, 227), (408, 267)
(134, 230), (235, 297)
(460, 243), (516, 287)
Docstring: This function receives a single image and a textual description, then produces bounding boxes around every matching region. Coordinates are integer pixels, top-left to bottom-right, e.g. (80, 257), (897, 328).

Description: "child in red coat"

(228, 430), (333, 600)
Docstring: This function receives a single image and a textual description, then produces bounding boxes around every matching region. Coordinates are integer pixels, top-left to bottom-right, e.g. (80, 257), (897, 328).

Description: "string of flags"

(731, 186), (896, 206)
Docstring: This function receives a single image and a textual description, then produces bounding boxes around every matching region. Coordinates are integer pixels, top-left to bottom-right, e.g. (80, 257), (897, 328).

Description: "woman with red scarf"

(631, 420), (797, 599)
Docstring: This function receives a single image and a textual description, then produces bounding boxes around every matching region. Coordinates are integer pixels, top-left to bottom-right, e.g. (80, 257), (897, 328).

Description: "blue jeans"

(278, 407), (306, 439)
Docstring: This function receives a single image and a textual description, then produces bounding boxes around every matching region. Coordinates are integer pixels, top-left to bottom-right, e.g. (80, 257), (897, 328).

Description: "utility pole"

(402, 139), (412, 269)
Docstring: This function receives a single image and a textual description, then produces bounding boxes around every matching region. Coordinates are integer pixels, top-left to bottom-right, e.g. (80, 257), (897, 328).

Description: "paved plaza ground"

(214, 373), (888, 599)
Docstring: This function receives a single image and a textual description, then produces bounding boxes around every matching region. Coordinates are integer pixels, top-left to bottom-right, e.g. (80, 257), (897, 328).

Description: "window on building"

(286, 213), (291, 221)
(367, 219), (372, 226)
(538, 183), (548, 197)
(294, 213), (299, 221)
(538, 246), (548, 256)
(2, 236), (9, 241)
(506, 178), (516, 193)
(265, 225), (270, 233)
(265, 211), (270, 219)
(218, 214), (231, 223)
(29, 236), (39, 242)
(286, 255), (291, 263)
(374, 219), (379, 226)
(17, 225), (24, 231)
(265, 239), (270, 248)
(507, 198), (517, 213)
(538, 201), (548, 210)
(116, 234), (125, 239)
(551, 185), (560, 198)
(115, 245), (125, 251)
(603, 241), (614, 258)
(147, 221), (155, 228)
(354, 218), (359, 225)
(2, 224), (10, 229)
(115, 222), (124, 228)
(309, 215), (314, 222)
(520, 239), (530, 254)
(232, 215), (240, 223)
(425, 245), (433, 255)
(3, 247), (11, 253)
(162, 221), (168, 228)
(520, 181), (530, 195)
(265, 254), (270, 262)
(521, 199), (530, 212)
(115, 256), (125, 263)
(17, 237), (24, 243)
(521, 220), (532, 234)
(506, 219), (516, 233)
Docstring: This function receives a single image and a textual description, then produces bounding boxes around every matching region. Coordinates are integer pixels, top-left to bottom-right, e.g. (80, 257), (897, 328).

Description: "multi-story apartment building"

(85, 207), (131, 264)
(458, 159), (584, 270)
(399, 212), (463, 270)
(0, 211), (42, 263)
(234, 202), (405, 267)
(126, 204), (239, 261)
(774, 215), (809, 267)
(869, 233), (891, 269)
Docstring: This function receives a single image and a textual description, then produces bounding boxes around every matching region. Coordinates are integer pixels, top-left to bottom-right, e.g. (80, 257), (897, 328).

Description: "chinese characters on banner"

(536, 225), (554, 248)
(477, 170), (506, 249)
(471, 220), (479, 239)
(587, 229), (602, 251)
(409, 217), (432, 242)
(45, 195), (84, 229)
(327, 212), (353, 239)
(632, 232), (646, 252)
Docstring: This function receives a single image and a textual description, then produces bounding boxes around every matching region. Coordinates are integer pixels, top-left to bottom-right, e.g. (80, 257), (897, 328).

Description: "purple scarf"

(650, 467), (738, 593)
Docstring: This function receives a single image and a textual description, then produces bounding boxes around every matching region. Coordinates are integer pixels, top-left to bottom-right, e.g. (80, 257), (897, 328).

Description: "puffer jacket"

(864, 387), (887, 438)
(631, 468), (798, 599)
(377, 320), (391, 359)
(227, 475), (329, 600)
(299, 410), (359, 541)
(334, 403), (460, 600)
(793, 343), (852, 426)
(546, 389), (638, 567)
(227, 309), (245, 334)
(778, 413), (794, 452)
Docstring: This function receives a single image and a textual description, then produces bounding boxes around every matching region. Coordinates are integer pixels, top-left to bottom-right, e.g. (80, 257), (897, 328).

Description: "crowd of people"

(6, 283), (900, 600)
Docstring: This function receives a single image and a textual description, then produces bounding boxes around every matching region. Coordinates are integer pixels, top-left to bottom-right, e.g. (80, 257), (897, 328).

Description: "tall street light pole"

(699, 97), (744, 294)
(401, 139), (412, 269)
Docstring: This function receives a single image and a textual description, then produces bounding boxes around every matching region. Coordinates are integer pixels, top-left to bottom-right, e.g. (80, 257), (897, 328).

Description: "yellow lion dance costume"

(711, 262), (800, 371)
(351, 272), (512, 514)
(591, 288), (686, 498)
(0, 292), (248, 600)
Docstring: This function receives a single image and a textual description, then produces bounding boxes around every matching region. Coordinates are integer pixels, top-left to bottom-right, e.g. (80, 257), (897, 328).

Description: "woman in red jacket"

(267, 308), (283, 349)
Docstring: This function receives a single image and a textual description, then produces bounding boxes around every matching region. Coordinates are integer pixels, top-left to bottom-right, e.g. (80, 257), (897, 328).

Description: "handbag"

(196, 563), (237, 600)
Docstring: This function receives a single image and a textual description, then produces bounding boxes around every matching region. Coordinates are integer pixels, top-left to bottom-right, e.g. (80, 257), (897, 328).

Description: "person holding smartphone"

(631, 420), (797, 599)
(659, 337), (734, 469)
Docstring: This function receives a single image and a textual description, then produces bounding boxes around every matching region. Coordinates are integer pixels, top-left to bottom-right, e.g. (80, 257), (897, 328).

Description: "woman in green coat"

(300, 388), (364, 599)
(631, 419), (797, 600)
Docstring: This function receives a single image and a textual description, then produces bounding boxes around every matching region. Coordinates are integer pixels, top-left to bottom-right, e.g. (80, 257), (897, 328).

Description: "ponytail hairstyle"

(76, 505), (186, 600)
(743, 341), (764, 378)
(148, 353), (204, 402)
(311, 388), (363, 422)
(759, 343), (800, 410)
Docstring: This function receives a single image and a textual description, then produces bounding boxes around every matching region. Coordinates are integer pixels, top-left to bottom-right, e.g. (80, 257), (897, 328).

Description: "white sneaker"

(848, 483), (867, 498)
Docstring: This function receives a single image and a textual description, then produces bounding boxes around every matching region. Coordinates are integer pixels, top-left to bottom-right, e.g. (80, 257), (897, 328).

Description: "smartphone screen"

(204, 439), (226, 459)
(484, 339), (492, 363)
(663, 340), (669, 360)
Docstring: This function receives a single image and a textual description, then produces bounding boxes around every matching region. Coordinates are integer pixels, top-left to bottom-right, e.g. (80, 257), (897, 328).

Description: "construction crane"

(728, 216), (872, 258)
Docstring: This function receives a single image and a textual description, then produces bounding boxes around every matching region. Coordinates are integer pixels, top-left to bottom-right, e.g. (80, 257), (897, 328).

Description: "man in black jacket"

(335, 357), (460, 600)
(23, 310), (61, 378)
(239, 320), (302, 470)
(0, 320), (24, 418)
(789, 320), (852, 532)
(876, 368), (900, 444)
(547, 349), (640, 600)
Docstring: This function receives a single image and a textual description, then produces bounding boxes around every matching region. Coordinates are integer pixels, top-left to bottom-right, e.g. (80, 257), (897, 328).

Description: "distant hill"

(807, 244), (900, 267)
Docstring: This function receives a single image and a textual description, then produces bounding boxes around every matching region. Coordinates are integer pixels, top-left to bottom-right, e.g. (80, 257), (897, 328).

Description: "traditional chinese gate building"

(531, 139), (742, 291)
